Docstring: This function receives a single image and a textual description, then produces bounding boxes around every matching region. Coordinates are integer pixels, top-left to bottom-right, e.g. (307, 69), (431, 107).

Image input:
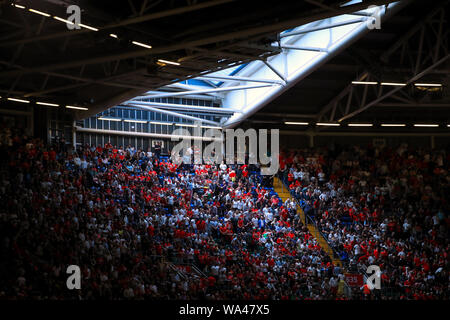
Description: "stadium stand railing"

(275, 174), (354, 299)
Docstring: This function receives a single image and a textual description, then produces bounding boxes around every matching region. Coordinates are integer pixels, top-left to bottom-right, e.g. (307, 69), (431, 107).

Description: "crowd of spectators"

(0, 130), (344, 300)
(280, 143), (450, 299)
(2, 124), (448, 300)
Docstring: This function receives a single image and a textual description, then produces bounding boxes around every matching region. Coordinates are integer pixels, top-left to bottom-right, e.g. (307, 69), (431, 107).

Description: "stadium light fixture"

(98, 117), (121, 121)
(158, 59), (181, 66)
(351, 81), (378, 85)
(284, 121), (309, 125)
(132, 41), (152, 49)
(316, 122), (340, 126)
(13, 4), (25, 9)
(110, 34), (118, 39)
(66, 105), (88, 110)
(29, 8), (50, 17)
(380, 82), (406, 86)
(79, 23), (98, 31)
(414, 83), (442, 87)
(7, 97), (30, 103)
(381, 123), (405, 127)
(53, 16), (75, 25)
(36, 101), (59, 107)
(413, 124), (439, 127)
(348, 123), (373, 127)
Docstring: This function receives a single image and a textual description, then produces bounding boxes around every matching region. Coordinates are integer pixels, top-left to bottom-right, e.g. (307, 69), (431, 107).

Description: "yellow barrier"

(273, 177), (342, 268)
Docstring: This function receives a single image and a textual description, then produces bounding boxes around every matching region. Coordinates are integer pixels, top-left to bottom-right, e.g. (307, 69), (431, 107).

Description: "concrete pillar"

(28, 106), (34, 137)
(308, 133), (314, 148)
(430, 135), (435, 149)
(72, 121), (77, 150)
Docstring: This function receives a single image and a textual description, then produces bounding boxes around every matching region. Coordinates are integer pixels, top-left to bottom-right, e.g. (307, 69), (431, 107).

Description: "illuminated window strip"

(175, 123), (196, 127)
(150, 121), (173, 126)
(98, 117), (121, 121)
(124, 119), (147, 123)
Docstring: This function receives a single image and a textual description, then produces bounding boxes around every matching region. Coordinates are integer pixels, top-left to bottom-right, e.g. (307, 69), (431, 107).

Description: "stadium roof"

(124, 0), (413, 128)
(1, 0), (448, 130)
(0, 1), (408, 117)
(249, 0), (450, 131)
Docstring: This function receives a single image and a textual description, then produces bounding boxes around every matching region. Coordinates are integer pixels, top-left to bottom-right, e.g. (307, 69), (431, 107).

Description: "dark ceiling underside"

(0, 0), (448, 128)
(0, 0), (403, 119)
(247, 0), (450, 127)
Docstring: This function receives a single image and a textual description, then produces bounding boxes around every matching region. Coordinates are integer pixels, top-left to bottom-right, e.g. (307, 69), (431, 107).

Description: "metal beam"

(20, 68), (149, 96)
(126, 103), (222, 126)
(0, 0), (236, 47)
(304, 0), (374, 18)
(261, 60), (287, 83)
(196, 74), (283, 84)
(178, 45), (274, 64)
(124, 100), (240, 114)
(224, 0), (407, 129)
(317, 72), (369, 120)
(338, 54), (450, 122)
(280, 18), (366, 38)
(256, 112), (317, 118)
(280, 130), (450, 137)
(0, 108), (32, 116)
(280, 45), (328, 52)
(0, 59), (151, 95)
(75, 127), (223, 141)
(142, 84), (275, 99)
(380, 1), (449, 63)
(0, 0), (399, 78)
(375, 103), (450, 107)
(26, 81), (88, 96)
(157, 82), (224, 98)
(318, 3), (449, 123)
(143, 90), (220, 101)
